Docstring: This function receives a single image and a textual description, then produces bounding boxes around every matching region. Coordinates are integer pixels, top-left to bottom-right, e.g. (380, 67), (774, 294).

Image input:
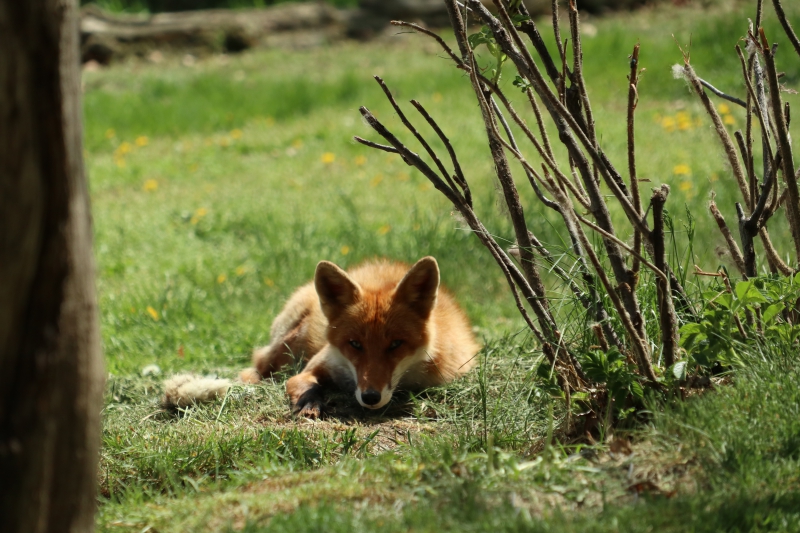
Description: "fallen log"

(80, 2), (348, 63)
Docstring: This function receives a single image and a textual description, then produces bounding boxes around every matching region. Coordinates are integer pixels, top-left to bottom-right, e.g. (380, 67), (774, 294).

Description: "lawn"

(87, 1), (800, 530)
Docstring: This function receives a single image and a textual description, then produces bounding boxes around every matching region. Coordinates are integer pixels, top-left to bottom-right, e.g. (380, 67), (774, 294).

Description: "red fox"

(164, 257), (479, 417)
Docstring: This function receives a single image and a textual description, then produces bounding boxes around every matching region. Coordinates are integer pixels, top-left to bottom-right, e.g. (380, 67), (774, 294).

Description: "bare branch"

(709, 200), (748, 277)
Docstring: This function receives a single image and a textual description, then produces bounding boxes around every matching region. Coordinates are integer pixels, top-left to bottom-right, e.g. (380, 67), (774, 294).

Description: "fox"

(163, 257), (480, 417)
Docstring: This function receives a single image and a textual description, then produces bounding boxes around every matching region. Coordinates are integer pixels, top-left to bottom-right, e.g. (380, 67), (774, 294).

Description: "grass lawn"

(87, 1), (800, 530)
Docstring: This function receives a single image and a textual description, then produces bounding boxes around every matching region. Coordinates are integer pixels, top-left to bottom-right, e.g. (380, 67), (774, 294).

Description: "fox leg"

(286, 345), (354, 418)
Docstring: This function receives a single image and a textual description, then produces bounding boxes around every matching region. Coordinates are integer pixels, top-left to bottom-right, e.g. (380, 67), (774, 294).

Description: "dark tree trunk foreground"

(0, 1), (105, 532)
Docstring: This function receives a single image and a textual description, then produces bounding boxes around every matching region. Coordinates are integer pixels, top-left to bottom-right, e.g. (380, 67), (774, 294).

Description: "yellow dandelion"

(723, 114), (736, 125)
(217, 274), (227, 284)
(718, 103), (731, 114)
(661, 116), (676, 132)
(673, 164), (691, 175)
(676, 111), (690, 122)
(263, 277), (275, 287)
(432, 92), (443, 103)
(143, 179), (158, 192)
(678, 117), (692, 130)
(292, 138), (304, 149)
(130, 307), (136, 313)
(678, 180), (693, 192)
(710, 173), (719, 182)
(340, 245), (350, 255)
(235, 265), (247, 276)
(114, 157), (126, 168)
(105, 128), (116, 139)
(135, 136), (149, 147)
(397, 172), (410, 182)
(378, 225), (391, 236)
(321, 152), (336, 164)
(190, 207), (207, 225)
(354, 155), (367, 166)
(370, 174), (383, 187)
(116, 141), (132, 155)
(418, 182), (432, 191)
(146, 306), (159, 320)
(230, 129), (243, 140)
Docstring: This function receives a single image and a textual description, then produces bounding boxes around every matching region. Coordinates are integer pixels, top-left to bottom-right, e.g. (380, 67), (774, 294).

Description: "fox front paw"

(291, 388), (326, 419)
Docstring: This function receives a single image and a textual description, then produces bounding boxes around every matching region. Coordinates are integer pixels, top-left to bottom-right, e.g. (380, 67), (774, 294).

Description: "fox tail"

(162, 373), (232, 409)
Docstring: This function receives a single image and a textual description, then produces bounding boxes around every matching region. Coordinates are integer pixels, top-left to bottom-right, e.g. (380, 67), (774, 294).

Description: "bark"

(0, 1), (105, 532)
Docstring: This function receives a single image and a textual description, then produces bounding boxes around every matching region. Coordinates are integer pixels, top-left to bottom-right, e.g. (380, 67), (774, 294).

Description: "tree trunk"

(0, 1), (105, 532)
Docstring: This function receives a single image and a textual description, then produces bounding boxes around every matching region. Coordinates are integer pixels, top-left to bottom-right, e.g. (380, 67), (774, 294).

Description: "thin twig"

(353, 136), (399, 154)
(697, 77), (747, 108)
(709, 200), (748, 277)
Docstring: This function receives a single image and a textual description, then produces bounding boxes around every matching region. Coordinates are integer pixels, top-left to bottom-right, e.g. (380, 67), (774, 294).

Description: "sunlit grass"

(87, 1), (800, 530)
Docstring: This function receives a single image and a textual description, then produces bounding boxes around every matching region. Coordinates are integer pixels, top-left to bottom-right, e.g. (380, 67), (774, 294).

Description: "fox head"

(314, 257), (440, 409)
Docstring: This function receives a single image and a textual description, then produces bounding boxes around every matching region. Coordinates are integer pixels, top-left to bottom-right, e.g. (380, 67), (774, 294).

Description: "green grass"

(87, 1), (800, 530)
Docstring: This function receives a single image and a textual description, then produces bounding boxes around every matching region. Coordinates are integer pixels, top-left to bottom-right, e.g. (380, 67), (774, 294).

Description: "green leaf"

(679, 322), (703, 335)
(671, 361), (688, 381)
(762, 303), (785, 325)
(629, 381), (644, 399)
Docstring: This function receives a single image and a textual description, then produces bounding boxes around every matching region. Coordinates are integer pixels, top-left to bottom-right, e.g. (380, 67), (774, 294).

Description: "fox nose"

(361, 389), (382, 406)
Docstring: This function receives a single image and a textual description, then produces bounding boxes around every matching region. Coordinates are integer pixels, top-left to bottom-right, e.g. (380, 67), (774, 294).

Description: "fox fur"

(163, 257), (479, 417)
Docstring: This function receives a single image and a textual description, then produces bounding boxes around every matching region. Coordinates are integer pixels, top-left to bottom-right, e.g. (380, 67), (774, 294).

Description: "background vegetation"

(87, 0), (799, 530)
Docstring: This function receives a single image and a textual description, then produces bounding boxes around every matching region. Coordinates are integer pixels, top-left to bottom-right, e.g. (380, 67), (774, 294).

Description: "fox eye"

(349, 340), (363, 350)
(388, 340), (403, 350)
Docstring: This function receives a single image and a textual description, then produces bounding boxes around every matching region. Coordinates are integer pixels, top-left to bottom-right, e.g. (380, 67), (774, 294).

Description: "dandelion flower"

(673, 164), (691, 175)
(723, 114), (736, 125)
(230, 129), (243, 139)
(217, 274), (227, 284)
(292, 138), (304, 149)
(105, 128), (116, 139)
(661, 116), (676, 132)
(370, 174), (383, 187)
(146, 306), (159, 320)
(378, 225), (391, 235)
(718, 103), (731, 114)
(321, 152), (336, 164)
(235, 265), (247, 276)
(116, 141), (132, 155)
(418, 182), (432, 191)
(263, 277), (275, 287)
(190, 207), (207, 225)
(432, 92), (443, 103)
(135, 136), (149, 147)
(678, 181), (693, 192)
(340, 245), (350, 255)
(143, 179), (158, 192)
(354, 155), (367, 166)
(115, 157), (126, 168)
(397, 172), (410, 182)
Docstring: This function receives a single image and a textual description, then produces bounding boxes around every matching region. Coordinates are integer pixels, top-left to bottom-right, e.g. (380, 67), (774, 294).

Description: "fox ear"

(395, 256), (440, 318)
(315, 261), (361, 319)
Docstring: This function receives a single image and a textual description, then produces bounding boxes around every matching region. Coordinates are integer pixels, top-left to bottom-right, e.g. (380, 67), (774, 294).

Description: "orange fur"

(242, 257), (480, 417)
